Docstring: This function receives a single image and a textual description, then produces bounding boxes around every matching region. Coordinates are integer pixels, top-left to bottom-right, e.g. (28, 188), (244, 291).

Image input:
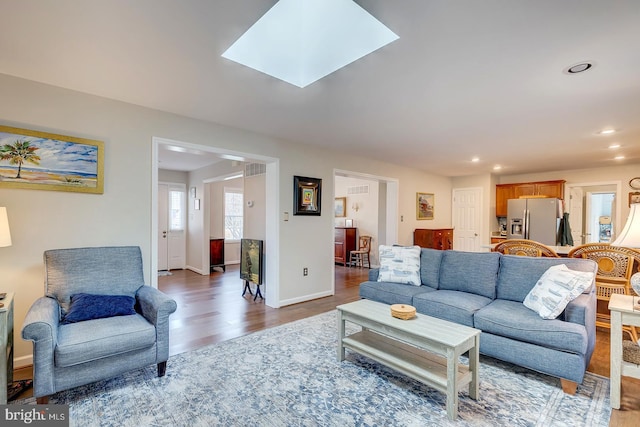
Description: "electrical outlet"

(303, 267), (308, 276)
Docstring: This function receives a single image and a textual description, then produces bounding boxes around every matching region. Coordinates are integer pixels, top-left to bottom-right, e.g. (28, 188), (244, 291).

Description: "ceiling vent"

(347, 185), (369, 195)
(244, 163), (266, 177)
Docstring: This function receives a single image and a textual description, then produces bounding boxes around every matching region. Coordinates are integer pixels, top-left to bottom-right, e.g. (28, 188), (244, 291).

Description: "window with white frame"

(224, 188), (243, 240)
(169, 187), (185, 232)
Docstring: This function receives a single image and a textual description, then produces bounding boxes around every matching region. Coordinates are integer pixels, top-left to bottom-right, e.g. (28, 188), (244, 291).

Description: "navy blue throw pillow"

(62, 293), (136, 324)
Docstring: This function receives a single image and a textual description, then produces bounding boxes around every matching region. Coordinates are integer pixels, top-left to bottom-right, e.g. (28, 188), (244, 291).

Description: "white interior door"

(158, 184), (169, 271)
(452, 188), (482, 252)
(568, 186), (584, 245)
(158, 183), (186, 271)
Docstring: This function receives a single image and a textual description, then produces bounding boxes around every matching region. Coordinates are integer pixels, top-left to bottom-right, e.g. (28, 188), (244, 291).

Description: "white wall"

(0, 73), (454, 363)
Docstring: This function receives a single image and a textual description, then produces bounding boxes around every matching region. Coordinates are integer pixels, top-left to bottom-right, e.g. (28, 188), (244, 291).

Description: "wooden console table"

(334, 227), (357, 265)
(414, 228), (453, 250)
(209, 238), (225, 272)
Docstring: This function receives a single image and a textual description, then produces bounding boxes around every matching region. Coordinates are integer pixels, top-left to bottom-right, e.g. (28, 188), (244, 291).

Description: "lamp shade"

(611, 203), (640, 248)
(0, 207), (11, 247)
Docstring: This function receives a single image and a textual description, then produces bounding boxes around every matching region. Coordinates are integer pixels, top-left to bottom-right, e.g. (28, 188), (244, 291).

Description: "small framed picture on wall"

(629, 192), (640, 207)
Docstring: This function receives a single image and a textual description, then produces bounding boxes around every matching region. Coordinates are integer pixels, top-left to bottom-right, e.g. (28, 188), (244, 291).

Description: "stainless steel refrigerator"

(507, 198), (562, 246)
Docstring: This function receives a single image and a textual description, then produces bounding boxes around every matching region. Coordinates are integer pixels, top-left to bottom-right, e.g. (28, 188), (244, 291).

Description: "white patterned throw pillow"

(377, 245), (422, 286)
(524, 264), (594, 319)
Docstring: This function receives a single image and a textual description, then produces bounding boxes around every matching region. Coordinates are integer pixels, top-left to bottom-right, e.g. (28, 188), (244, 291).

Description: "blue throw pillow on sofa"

(61, 293), (137, 324)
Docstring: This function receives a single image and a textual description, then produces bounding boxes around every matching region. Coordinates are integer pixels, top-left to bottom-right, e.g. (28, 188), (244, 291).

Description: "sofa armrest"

(136, 286), (177, 363)
(369, 268), (379, 281)
(22, 296), (59, 343)
(564, 290), (597, 366)
(136, 286), (177, 326)
(564, 292), (595, 328)
(21, 296), (60, 398)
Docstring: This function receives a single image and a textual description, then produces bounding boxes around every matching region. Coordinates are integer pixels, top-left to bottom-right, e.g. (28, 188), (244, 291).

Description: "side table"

(609, 293), (640, 409)
(0, 292), (14, 404)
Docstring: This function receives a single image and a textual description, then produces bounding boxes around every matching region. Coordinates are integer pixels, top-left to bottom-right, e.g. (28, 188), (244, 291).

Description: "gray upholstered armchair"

(22, 246), (177, 403)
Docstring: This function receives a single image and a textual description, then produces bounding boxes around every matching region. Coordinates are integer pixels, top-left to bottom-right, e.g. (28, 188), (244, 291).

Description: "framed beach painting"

(293, 175), (322, 216)
(416, 192), (434, 220)
(0, 125), (104, 194)
(335, 197), (346, 217)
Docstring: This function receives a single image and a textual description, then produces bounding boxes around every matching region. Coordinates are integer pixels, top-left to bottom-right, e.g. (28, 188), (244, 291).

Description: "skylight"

(221, 0), (399, 88)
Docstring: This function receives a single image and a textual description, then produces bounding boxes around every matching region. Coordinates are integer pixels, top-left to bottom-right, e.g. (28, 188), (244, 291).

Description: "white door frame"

(566, 181), (622, 244)
(151, 137), (281, 308)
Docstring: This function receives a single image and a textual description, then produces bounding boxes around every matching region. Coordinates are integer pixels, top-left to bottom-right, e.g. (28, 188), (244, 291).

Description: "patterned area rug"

(14, 311), (610, 426)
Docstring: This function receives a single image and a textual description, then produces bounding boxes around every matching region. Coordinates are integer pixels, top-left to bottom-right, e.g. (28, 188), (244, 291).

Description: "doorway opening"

(566, 181), (621, 246)
(151, 136), (280, 308)
(333, 169), (399, 294)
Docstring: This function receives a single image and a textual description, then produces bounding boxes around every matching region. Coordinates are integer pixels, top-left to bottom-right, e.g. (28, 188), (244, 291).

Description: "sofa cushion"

(412, 290), (492, 327)
(474, 299), (588, 355)
(61, 293), (137, 324)
(419, 248), (444, 289)
(523, 264), (595, 319)
(55, 314), (156, 368)
(497, 256), (597, 302)
(360, 281), (434, 306)
(438, 251), (501, 299)
(377, 245), (422, 286)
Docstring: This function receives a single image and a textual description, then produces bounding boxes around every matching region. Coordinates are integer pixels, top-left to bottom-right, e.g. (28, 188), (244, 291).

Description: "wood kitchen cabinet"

(495, 185), (515, 217)
(495, 180), (565, 216)
(335, 227), (357, 265)
(414, 228), (453, 250)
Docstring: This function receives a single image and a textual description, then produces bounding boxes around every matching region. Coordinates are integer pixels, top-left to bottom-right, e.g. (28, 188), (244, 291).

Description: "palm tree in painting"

(0, 139), (41, 179)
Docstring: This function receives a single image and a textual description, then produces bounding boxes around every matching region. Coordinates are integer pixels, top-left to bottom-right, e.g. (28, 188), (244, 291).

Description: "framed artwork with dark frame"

(293, 175), (322, 216)
(416, 192), (434, 220)
(0, 124), (104, 194)
(629, 192), (640, 207)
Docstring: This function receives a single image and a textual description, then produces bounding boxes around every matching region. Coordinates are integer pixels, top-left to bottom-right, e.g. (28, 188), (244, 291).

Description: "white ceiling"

(0, 0), (638, 176)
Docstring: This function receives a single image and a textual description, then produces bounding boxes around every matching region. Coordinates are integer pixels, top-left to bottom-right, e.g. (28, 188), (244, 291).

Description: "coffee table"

(337, 299), (480, 420)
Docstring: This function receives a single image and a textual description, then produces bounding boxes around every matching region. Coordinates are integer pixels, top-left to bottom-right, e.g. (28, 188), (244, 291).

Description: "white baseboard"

(279, 290), (333, 307)
(14, 354), (33, 369)
(186, 265), (207, 275)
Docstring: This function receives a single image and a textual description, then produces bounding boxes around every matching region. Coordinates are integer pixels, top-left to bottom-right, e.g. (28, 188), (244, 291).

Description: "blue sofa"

(359, 249), (598, 392)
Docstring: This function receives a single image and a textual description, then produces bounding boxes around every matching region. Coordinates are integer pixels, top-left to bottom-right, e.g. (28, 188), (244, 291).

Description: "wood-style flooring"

(12, 265), (640, 425)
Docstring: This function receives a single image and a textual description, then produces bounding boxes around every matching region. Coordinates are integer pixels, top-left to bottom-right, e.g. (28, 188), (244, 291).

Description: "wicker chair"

(568, 243), (640, 342)
(492, 239), (560, 258)
(348, 235), (372, 268)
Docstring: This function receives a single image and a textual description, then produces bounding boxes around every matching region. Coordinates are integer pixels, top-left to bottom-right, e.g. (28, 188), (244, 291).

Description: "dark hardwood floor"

(12, 264), (640, 425)
(159, 264), (363, 356)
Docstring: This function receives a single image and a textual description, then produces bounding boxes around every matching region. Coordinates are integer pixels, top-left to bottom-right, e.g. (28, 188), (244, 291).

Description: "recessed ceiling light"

(221, 0), (399, 88)
(471, 157), (480, 162)
(493, 165), (502, 171)
(608, 143), (621, 149)
(598, 129), (616, 135)
(614, 155), (625, 160)
(564, 62), (593, 74)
